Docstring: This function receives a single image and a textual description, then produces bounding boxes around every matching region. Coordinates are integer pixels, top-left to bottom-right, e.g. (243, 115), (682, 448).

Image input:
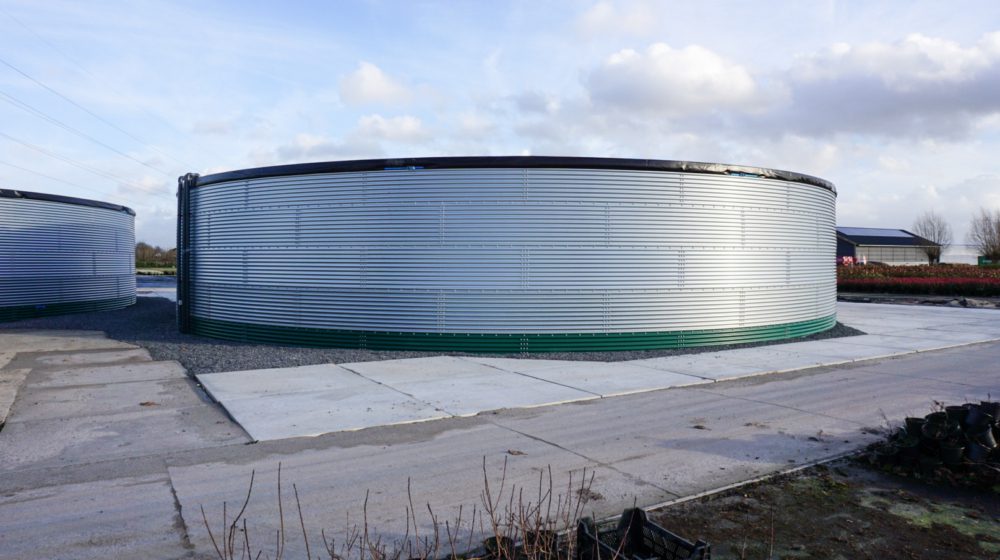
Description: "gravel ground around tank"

(2, 297), (865, 375)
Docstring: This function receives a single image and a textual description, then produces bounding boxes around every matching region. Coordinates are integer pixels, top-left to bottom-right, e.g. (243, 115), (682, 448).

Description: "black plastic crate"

(576, 508), (710, 560)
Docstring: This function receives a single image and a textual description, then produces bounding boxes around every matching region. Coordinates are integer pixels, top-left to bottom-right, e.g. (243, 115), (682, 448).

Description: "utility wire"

(0, 6), (99, 81)
(1, 130), (135, 183)
(0, 158), (119, 198)
(0, 6), (222, 168)
(0, 131), (174, 200)
(0, 89), (173, 177)
(0, 54), (198, 170)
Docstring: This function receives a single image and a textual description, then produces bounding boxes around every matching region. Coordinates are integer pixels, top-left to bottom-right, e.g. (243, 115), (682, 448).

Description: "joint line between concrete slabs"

(165, 459), (196, 553)
(843, 366), (991, 390)
(460, 358), (604, 398)
(338, 364), (456, 416)
(188, 372), (257, 443)
(13, 375), (187, 392)
(644, 368), (717, 381)
(688, 388), (868, 427)
(842, 337), (1000, 355)
(486, 420), (681, 499)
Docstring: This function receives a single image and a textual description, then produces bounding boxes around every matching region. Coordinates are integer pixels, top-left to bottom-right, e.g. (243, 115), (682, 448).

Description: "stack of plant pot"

(870, 401), (1000, 485)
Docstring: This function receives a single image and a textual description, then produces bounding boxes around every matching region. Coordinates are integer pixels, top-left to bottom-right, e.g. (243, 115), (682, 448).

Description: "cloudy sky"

(2, 0), (999, 248)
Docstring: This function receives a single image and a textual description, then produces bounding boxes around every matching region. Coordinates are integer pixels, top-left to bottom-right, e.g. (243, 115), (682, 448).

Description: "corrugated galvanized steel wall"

(0, 193), (135, 321)
(182, 162), (836, 350)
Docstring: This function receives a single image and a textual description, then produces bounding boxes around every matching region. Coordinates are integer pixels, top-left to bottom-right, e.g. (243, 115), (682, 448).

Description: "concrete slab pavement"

(632, 353), (763, 380)
(169, 421), (671, 560)
(502, 361), (709, 397)
(0, 341), (248, 559)
(0, 348), (250, 473)
(0, 405), (247, 472)
(0, 351), (13, 370)
(461, 355), (713, 395)
(26, 360), (187, 389)
(9, 378), (208, 422)
(847, 342), (1000, 391)
(198, 363), (449, 440)
(463, 356), (572, 372)
(198, 364), (368, 397)
(0, 330), (137, 352)
(170, 342), (999, 559)
(0, 304), (997, 560)
(0, 473), (191, 560)
(344, 356), (599, 415)
(0, 367), (29, 426)
(212, 386), (448, 441)
(196, 302), (1000, 441)
(489, 384), (865, 499)
(33, 347), (152, 367)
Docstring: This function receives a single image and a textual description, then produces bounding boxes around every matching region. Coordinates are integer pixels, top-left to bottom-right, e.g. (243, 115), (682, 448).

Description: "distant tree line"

(135, 242), (176, 268)
(969, 208), (1000, 262)
(912, 207), (1000, 265)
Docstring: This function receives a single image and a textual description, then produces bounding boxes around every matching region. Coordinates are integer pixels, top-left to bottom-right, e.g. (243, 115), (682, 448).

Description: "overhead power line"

(0, 158), (118, 198)
(0, 54), (197, 170)
(0, 6), (99, 81)
(0, 89), (173, 177)
(1, 130), (135, 183)
(0, 131), (174, 200)
(0, 6), (229, 168)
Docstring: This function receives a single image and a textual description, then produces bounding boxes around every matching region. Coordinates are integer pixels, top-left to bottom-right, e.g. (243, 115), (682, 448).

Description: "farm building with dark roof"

(836, 227), (939, 265)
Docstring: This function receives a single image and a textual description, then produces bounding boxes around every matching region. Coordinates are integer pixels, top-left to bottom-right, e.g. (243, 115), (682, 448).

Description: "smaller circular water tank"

(0, 189), (136, 321)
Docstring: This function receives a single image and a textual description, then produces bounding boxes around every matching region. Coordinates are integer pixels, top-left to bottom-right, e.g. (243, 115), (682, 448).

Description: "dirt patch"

(650, 461), (1000, 559)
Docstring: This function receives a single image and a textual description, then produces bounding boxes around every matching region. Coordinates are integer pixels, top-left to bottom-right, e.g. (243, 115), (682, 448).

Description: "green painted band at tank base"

(0, 296), (135, 322)
(190, 314), (837, 352)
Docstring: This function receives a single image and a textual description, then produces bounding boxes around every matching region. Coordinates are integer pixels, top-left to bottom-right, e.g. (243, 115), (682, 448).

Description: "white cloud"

(456, 112), (495, 139)
(576, 1), (658, 38)
(585, 43), (759, 115)
(190, 118), (237, 136)
(511, 91), (561, 114)
(796, 33), (1000, 87)
(116, 175), (171, 197)
(132, 203), (176, 247)
(878, 155), (910, 172)
(356, 114), (429, 143)
(941, 174), (1000, 213)
(274, 132), (383, 161)
(764, 32), (1000, 138)
(511, 102), (727, 161)
(272, 114), (428, 162)
(339, 62), (411, 106)
(727, 135), (841, 177)
(5, 0), (999, 253)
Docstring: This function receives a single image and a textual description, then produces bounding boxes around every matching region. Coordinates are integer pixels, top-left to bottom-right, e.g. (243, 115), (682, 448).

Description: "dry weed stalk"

(200, 457), (598, 560)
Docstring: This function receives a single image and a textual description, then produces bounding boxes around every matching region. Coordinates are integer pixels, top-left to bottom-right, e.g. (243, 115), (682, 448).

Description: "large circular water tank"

(177, 157), (836, 351)
(0, 189), (136, 321)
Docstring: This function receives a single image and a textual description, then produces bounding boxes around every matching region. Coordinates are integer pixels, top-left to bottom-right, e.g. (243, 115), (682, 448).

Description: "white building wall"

(856, 245), (930, 265)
